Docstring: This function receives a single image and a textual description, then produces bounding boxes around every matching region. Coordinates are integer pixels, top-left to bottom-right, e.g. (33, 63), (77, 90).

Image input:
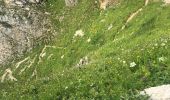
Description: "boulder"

(140, 85), (170, 100)
(0, 2), (52, 65)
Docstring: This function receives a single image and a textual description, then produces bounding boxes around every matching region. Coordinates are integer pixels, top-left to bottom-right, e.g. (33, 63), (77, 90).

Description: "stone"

(0, 3), (52, 65)
(140, 85), (170, 100)
(65, 0), (78, 7)
(3, 0), (41, 7)
(164, 0), (170, 4)
(99, 0), (119, 10)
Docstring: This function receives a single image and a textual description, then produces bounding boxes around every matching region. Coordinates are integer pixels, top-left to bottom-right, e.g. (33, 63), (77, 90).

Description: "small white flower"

(65, 86), (68, 89)
(130, 62), (136, 67)
(61, 55), (64, 59)
(87, 38), (91, 43)
(74, 29), (84, 38)
(158, 57), (166, 62)
(154, 43), (158, 47)
(164, 40), (167, 43)
(161, 43), (166, 46)
(123, 61), (126, 64)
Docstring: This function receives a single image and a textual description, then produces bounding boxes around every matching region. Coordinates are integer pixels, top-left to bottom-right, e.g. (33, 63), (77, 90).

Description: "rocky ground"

(0, 0), (52, 65)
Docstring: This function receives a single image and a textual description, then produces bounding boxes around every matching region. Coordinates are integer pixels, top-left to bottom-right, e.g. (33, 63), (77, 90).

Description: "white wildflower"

(158, 57), (166, 62)
(161, 43), (166, 46)
(65, 86), (68, 89)
(87, 38), (91, 43)
(61, 55), (64, 59)
(123, 61), (126, 64)
(154, 43), (158, 47)
(74, 29), (84, 38)
(130, 62), (136, 67)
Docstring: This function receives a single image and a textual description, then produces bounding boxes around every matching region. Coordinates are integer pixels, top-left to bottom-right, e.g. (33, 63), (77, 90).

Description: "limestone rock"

(140, 85), (170, 100)
(65, 0), (78, 7)
(3, 0), (41, 7)
(164, 0), (170, 4)
(0, 4), (52, 65)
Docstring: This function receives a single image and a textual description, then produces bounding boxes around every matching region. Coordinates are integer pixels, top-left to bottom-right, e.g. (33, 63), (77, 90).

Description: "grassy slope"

(0, 0), (170, 99)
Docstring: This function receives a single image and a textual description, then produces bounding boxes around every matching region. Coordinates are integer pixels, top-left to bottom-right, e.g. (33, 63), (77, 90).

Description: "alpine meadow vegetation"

(0, 0), (170, 99)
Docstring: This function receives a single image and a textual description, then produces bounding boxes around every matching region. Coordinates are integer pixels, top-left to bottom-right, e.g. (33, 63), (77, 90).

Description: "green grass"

(0, 0), (170, 99)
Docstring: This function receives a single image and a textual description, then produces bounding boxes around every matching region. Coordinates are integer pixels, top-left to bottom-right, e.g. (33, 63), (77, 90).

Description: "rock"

(140, 85), (170, 100)
(65, 0), (78, 7)
(164, 0), (170, 4)
(3, 0), (41, 7)
(0, 35), (13, 64)
(0, 3), (52, 65)
(76, 56), (89, 68)
(99, 0), (119, 10)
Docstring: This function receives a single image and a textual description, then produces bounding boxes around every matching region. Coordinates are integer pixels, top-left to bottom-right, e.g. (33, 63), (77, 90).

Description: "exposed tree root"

(15, 56), (30, 70)
(121, 0), (149, 30)
(47, 54), (54, 60)
(145, 0), (149, 6)
(19, 55), (37, 75)
(38, 45), (56, 64)
(31, 68), (37, 79)
(121, 8), (143, 30)
(1, 68), (17, 83)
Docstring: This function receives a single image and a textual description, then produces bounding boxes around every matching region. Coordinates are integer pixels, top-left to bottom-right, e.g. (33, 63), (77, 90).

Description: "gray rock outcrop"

(0, 1), (52, 65)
